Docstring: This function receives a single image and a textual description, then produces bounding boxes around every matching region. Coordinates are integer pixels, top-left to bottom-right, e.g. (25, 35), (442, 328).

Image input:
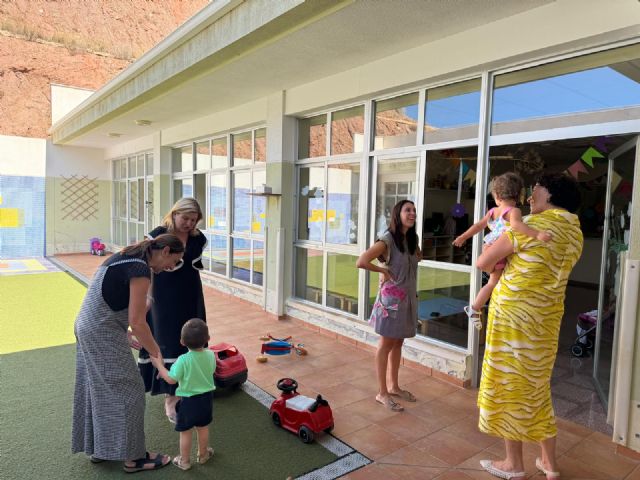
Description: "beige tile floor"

(55, 253), (640, 480)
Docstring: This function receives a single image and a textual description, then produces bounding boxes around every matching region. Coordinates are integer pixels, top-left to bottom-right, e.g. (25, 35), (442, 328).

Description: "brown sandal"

(375, 395), (404, 412)
(390, 389), (416, 402)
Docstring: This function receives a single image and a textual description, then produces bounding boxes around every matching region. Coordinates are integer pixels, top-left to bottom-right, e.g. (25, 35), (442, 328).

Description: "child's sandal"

(197, 447), (214, 465)
(464, 306), (483, 330)
(172, 455), (191, 471)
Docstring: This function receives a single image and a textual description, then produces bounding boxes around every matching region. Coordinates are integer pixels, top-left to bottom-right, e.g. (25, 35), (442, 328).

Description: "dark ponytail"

(121, 234), (185, 259)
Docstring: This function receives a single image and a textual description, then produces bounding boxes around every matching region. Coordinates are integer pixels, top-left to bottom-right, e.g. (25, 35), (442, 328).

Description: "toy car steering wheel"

(276, 377), (298, 393)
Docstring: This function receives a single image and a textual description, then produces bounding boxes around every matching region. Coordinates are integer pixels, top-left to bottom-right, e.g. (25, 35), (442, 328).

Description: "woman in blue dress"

(138, 198), (207, 423)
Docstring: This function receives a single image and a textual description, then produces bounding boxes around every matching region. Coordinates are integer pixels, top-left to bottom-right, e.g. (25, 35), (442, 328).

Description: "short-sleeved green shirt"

(168, 349), (216, 397)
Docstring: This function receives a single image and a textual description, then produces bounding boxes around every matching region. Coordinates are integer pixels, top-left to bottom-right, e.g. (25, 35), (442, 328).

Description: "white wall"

(0, 135), (46, 177)
(51, 84), (94, 125)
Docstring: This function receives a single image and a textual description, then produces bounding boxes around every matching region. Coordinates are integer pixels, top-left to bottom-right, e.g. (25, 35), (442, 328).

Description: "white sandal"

(480, 460), (526, 479)
(536, 457), (560, 478)
(464, 306), (483, 330)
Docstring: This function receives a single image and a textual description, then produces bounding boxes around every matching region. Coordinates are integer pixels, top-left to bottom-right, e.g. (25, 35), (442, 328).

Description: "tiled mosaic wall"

(0, 175), (45, 257)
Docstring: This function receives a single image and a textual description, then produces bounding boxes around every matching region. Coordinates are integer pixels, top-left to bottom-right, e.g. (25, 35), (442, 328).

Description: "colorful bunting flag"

(581, 147), (604, 168)
(610, 171), (623, 192)
(464, 169), (476, 186)
(567, 160), (589, 179)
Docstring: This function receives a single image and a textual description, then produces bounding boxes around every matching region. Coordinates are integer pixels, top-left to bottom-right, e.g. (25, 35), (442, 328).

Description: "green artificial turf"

(1, 344), (338, 479)
(0, 272), (86, 354)
(0, 269), (338, 479)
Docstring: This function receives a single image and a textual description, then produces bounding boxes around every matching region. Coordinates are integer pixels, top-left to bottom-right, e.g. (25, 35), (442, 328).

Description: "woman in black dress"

(138, 198), (207, 422)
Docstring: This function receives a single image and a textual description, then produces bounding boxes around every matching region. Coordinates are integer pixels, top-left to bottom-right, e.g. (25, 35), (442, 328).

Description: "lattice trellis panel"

(60, 175), (99, 221)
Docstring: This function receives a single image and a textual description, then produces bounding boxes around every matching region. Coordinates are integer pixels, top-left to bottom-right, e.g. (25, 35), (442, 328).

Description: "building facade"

(48, 0), (640, 455)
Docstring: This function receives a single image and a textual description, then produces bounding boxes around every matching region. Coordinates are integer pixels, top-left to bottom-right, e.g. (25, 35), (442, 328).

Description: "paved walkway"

(54, 253), (640, 479)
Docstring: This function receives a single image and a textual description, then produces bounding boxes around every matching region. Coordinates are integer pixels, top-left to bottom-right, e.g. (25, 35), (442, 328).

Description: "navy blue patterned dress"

(138, 226), (207, 395)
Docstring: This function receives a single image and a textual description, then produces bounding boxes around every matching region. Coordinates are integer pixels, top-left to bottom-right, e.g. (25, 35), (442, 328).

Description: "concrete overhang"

(50, 0), (555, 149)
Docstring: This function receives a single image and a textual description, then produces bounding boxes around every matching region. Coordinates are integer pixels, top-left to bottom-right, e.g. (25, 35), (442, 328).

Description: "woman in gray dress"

(356, 200), (420, 412)
(72, 234), (184, 473)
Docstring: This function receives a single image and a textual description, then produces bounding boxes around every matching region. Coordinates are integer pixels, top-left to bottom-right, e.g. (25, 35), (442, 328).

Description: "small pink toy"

(90, 237), (106, 256)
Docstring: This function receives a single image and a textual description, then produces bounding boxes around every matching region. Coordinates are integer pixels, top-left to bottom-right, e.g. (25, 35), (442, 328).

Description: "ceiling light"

(135, 119), (152, 126)
(108, 132), (122, 137)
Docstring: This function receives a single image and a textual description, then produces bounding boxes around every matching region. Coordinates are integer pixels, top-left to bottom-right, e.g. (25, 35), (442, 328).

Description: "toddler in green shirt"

(152, 318), (215, 471)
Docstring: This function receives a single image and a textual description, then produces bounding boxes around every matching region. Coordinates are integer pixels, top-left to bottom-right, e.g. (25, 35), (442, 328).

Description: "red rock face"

(0, 0), (209, 138)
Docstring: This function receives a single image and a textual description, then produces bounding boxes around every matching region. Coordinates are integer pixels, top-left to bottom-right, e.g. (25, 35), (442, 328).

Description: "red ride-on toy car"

(269, 378), (334, 444)
(209, 343), (248, 388)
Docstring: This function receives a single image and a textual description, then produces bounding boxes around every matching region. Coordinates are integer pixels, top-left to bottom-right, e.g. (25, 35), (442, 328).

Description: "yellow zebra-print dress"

(478, 208), (583, 442)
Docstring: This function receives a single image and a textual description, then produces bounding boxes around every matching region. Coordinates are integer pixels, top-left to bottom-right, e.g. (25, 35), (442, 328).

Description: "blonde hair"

(162, 197), (203, 235)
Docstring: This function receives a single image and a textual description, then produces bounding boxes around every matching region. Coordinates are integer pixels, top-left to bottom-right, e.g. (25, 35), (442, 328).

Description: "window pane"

(120, 159), (127, 178)
(233, 171), (251, 233)
(146, 179), (154, 228)
(137, 178), (144, 221)
(212, 137), (228, 169)
(210, 234), (227, 275)
(254, 128), (266, 163)
(232, 237), (251, 282)
(146, 153), (154, 176)
(327, 163), (359, 245)
(375, 158), (417, 239)
(128, 156), (136, 177)
(196, 141), (210, 171)
(252, 170), (266, 235)
(137, 223), (145, 243)
(113, 159), (121, 180)
(129, 180), (138, 220)
(326, 252), (358, 315)
(136, 155), (145, 177)
(297, 165), (324, 242)
(252, 240), (264, 286)
(425, 78), (481, 143)
(173, 178), (193, 203)
(194, 174), (206, 228)
(172, 145), (192, 173)
(209, 174), (227, 230)
(492, 44), (640, 135)
(295, 248), (323, 305)
(331, 106), (364, 155)
(374, 92), (419, 149)
(232, 132), (252, 167)
(298, 114), (327, 159)
(128, 222), (138, 245)
(117, 181), (127, 219)
(423, 147), (477, 265)
(417, 265), (470, 348)
(117, 220), (127, 246)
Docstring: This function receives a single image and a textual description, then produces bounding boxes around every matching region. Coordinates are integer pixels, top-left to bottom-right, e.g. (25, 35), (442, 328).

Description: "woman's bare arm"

(129, 277), (162, 359)
(356, 240), (394, 283)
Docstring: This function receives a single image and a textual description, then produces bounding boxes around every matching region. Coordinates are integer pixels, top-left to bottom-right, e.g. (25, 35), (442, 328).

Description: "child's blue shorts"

(175, 391), (214, 432)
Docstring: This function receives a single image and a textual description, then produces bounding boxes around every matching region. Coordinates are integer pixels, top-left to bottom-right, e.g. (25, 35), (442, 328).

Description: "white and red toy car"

(269, 378), (334, 443)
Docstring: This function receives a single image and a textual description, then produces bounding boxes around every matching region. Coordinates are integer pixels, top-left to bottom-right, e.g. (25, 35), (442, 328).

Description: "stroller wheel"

(570, 344), (584, 358)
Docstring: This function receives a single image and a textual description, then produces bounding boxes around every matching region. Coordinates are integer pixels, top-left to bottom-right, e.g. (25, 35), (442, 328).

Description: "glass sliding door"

(594, 136), (637, 407)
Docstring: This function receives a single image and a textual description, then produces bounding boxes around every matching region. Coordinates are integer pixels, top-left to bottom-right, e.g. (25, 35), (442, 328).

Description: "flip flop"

(197, 447), (214, 465)
(479, 460), (526, 480)
(375, 395), (404, 412)
(390, 389), (416, 402)
(536, 457), (560, 478)
(123, 452), (170, 473)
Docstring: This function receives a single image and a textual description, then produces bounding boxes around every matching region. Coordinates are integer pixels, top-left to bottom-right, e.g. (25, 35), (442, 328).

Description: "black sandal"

(123, 452), (170, 473)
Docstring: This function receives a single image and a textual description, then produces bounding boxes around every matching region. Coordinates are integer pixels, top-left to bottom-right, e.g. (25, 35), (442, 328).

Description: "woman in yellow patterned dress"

(475, 173), (583, 480)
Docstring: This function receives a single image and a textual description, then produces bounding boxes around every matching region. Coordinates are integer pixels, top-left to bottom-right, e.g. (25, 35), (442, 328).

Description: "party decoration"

(580, 147), (604, 168)
(464, 169), (476, 186)
(594, 136), (611, 153)
(451, 203), (466, 218)
(567, 160), (589, 179)
(610, 171), (623, 192)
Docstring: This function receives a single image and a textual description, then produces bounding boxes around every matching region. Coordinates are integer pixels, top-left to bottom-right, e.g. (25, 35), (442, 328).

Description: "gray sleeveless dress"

(72, 257), (147, 460)
(369, 231), (418, 339)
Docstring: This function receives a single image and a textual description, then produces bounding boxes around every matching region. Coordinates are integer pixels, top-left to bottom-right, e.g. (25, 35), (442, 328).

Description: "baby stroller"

(570, 309), (598, 357)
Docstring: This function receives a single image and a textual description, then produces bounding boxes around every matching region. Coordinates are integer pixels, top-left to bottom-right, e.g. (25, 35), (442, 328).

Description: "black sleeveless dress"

(138, 226), (207, 395)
